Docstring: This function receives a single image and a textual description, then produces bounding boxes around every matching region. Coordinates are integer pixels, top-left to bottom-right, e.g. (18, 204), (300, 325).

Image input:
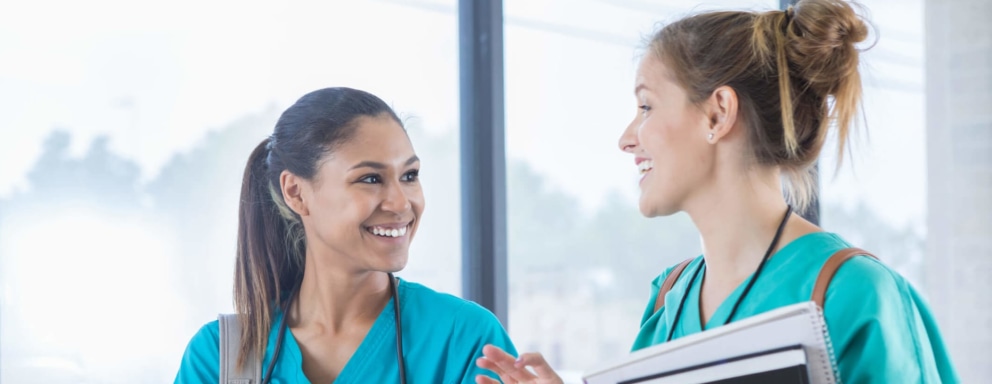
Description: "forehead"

(331, 115), (413, 159)
(635, 55), (674, 94)
(634, 54), (668, 87)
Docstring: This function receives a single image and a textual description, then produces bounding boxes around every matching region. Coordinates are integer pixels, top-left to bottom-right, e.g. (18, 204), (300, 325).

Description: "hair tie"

(264, 136), (276, 168)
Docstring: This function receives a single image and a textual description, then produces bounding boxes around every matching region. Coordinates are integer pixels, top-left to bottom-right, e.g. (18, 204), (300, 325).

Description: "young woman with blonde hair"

(477, 1), (958, 382)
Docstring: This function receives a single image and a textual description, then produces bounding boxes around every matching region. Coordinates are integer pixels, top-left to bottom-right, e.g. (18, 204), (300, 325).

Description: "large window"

(0, 1), (461, 382)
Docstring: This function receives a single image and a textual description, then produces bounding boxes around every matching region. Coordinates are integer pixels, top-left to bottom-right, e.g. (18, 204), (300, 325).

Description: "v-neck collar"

(681, 232), (829, 333)
(686, 263), (746, 332)
(272, 279), (403, 383)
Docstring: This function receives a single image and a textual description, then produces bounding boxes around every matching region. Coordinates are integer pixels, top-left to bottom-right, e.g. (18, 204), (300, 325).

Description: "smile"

(366, 222), (412, 238)
(638, 160), (654, 175)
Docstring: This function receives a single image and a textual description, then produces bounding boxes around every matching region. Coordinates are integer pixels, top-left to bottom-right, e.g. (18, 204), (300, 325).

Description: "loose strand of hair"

(832, 69), (861, 170)
(775, 12), (799, 157)
(782, 165), (815, 212)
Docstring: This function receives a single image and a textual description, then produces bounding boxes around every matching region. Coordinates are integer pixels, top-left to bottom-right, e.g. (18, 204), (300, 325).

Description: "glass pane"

(503, 0), (778, 381)
(0, 1), (459, 382)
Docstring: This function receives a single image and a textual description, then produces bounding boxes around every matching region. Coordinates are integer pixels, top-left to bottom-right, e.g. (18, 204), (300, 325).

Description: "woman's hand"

(475, 344), (564, 384)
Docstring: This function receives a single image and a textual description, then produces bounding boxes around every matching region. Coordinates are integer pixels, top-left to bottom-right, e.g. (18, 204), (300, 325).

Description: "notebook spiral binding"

(810, 305), (840, 384)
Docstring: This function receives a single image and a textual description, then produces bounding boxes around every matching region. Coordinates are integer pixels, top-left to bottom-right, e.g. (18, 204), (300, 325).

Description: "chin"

(381, 253), (409, 273)
(638, 195), (680, 218)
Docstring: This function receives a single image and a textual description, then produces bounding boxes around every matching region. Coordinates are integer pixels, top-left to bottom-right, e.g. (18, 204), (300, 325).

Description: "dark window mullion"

(458, 0), (508, 326)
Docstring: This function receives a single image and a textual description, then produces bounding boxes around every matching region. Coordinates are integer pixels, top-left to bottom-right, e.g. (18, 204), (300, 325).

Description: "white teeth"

(370, 225), (409, 238)
(638, 160), (654, 174)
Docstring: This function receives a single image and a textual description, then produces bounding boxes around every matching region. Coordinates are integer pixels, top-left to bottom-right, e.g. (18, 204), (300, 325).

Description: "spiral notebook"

(583, 301), (837, 384)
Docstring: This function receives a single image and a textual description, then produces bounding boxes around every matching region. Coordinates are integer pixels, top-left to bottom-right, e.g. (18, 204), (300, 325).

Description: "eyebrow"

(349, 155), (420, 170)
(634, 83), (650, 95)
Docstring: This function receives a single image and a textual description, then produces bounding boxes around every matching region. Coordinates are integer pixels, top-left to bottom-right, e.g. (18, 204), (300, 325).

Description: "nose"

(381, 181), (412, 214)
(618, 118), (639, 153)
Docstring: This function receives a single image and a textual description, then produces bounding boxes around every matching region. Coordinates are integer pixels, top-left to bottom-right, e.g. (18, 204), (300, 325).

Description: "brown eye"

(359, 174), (382, 184)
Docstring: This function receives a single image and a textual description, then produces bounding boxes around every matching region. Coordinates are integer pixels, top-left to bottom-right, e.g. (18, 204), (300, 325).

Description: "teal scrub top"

(632, 232), (959, 384)
(175, 279), (516, 384)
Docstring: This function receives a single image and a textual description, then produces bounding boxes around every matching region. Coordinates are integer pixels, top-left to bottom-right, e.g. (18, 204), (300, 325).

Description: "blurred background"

(0, 0), (988, 382)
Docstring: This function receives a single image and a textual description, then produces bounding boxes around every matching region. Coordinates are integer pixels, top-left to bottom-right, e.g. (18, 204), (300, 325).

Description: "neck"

(290, 249), (392, 333)
(684, 168), (793, 285)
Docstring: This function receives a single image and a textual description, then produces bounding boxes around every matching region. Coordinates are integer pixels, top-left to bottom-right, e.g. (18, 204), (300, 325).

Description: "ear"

(704, 86), (739, 143)
(280, 170), (310, 217)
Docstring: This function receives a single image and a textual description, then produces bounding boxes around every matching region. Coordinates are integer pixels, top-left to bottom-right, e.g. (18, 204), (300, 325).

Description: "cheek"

(640, 111), (705, 162)
(408, 186), (425, 220)
(637, 119), (662, 150)
(314, 190), (373, 231)
(638, 119), (681, 164)
(413, 189), (425, 212)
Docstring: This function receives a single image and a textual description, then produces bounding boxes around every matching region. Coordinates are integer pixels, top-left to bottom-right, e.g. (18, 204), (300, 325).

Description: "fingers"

(477, 345), (563, 384)
(479, 344), (538, 383)
(514, 352), (559, 379)
(476, 357), (517, 384)
(482, 344), (516, 362)
(475, 374), (502, 384)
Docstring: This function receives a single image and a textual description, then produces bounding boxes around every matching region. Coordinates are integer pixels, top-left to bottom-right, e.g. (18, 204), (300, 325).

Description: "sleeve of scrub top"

(174, 321), (221, 384)
(823, 256), (958, 384)
(445, 301), (518, 384)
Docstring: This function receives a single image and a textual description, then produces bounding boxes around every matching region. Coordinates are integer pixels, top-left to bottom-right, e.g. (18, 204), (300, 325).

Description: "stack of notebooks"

(582, 301), (838, 384)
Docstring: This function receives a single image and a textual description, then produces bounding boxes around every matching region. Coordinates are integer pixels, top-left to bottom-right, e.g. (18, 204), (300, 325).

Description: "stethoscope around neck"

(262, 273), (407, 384)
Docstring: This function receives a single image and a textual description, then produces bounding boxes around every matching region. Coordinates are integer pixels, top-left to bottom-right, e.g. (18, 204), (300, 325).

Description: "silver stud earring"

(707, 133), (715, 141)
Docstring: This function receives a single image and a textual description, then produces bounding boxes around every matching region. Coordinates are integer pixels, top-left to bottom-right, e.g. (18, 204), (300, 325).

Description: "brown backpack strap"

(811, 247), (878, 309)
(653, 258), (694, 314)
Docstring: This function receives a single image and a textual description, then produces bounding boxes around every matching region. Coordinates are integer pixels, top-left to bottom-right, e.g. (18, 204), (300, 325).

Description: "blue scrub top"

(175, 278), (516, 383)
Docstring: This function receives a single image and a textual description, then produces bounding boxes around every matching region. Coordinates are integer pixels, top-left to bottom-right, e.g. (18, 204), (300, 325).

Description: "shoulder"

(827, 252), (906, 305)
(399, 279), (502, 326)
(185, 320), (221, 355)
(795, 232), (903, 300)
(832, 254), (899, 288)
(789, 232), (906, 306)
(809, 240), (955, 382)
(174, 320), (220, 382)
(640, 257), (703, 321)
(782, 232), (852, 264)
(813, 237), (920, 333)
(652, 256), (703, 291)
(398, 279), (516, 354)
(651, 256), (704, 305)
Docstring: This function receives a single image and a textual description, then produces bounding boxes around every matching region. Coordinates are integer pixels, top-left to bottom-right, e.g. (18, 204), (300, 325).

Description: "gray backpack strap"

(218, 314), (262, 384)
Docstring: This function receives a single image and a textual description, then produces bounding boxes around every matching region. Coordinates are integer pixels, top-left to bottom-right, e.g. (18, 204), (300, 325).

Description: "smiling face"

(617, 54), (716, 217)
(287, 114), (424, 273)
